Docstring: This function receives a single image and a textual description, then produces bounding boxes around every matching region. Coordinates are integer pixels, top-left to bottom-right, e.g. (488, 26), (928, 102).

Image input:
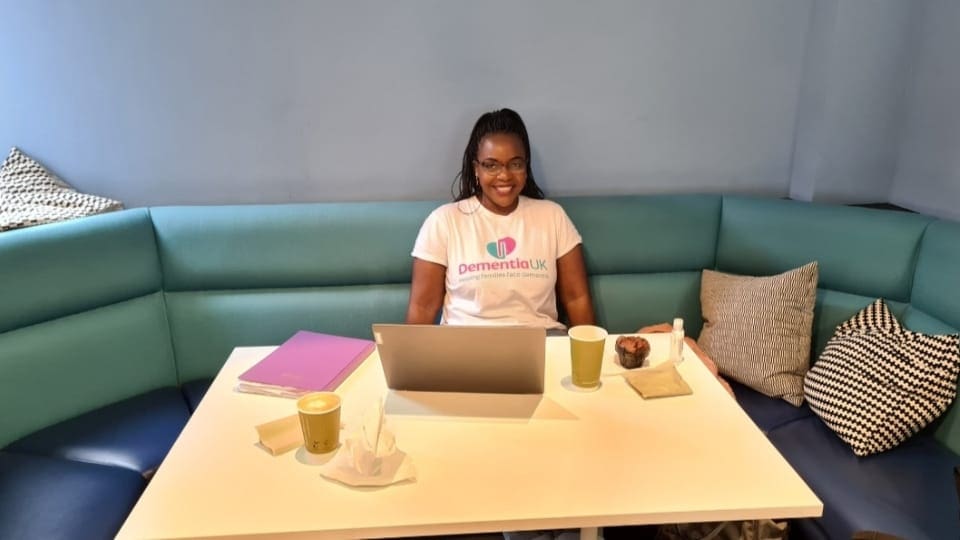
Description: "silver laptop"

(371, 324), (546, 394)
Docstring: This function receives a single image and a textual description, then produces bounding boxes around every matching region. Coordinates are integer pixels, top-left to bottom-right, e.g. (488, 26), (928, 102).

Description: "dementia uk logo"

(487, 237), (516, 259)
(458, 236), (547, 277)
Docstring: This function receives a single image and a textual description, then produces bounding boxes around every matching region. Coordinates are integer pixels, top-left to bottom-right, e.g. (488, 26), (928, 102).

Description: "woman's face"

(473, 133), (527, 215)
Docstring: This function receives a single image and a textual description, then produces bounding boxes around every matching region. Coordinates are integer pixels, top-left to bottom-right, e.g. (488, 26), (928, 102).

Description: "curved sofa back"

(0, 210), (177, 447)
(150, 202), (436, 382)
(1, 195), (959, 453)
(913, 220), (960, 329)
(716, 196), (936, 357)
(909, 219), (960, 448)
(560, 194), (721, 337)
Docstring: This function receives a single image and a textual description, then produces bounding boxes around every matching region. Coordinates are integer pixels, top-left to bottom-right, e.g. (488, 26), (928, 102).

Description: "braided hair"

(452, 108), (545, 202)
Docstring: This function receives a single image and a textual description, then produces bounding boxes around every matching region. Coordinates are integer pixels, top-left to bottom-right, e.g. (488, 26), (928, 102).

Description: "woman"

(406, 108), (595, 330)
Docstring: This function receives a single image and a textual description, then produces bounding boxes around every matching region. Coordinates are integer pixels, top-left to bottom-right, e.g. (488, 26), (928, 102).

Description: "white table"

(117, 334), (821, 539)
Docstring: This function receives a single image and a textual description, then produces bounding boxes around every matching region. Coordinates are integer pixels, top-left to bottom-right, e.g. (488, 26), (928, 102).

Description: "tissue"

(349, 399), (396, 475)
(319, 399), (415, 486)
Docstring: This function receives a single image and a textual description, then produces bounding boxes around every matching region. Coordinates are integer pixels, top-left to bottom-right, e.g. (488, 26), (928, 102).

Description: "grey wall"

(789, 0), (917, 205)
(892, 0), (960, 221)
(0, 0), (811, 207)
(1, 1), (954, 218)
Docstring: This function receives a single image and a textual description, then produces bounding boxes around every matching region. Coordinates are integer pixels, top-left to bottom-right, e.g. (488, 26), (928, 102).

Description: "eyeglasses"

(476, 158), (527, 175)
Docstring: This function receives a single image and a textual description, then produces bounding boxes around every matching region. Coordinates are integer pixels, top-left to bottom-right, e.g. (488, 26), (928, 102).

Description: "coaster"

(560, 375), (602, 393)
(296, 445), (340, 466)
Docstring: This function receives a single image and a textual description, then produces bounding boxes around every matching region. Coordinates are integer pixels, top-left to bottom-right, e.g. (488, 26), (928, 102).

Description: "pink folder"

(236, 330), (375, 398)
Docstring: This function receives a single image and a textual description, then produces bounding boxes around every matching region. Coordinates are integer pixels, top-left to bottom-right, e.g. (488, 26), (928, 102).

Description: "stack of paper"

(236, 330), (375, 398)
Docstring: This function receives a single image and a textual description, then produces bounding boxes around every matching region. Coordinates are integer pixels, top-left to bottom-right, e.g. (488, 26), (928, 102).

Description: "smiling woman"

(471, 133), (530, 215)
(404, 108), (595, 330)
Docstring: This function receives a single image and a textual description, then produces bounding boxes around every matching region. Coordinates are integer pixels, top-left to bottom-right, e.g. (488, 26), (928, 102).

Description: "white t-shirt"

(411, 196), (583, 330)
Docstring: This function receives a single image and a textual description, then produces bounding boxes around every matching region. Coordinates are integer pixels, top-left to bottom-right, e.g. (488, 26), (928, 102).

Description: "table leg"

(579, 527), (599, 540)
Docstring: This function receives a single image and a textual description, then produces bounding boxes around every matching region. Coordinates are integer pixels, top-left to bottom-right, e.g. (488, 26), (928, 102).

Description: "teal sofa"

(1, 195), (958, 539)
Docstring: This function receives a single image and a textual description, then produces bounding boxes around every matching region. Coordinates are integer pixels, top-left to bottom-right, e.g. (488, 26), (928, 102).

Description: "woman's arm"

(405, 258), (446, 324)
(556, 244), (596, 327)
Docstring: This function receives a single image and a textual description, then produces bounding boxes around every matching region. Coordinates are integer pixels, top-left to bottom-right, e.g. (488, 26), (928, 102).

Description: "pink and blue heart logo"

(486, 237), (516, 259)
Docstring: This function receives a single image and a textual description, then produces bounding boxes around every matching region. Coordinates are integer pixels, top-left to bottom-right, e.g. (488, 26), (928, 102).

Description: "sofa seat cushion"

(181, 378), (213, 412)
(730, 380), (813, 432)
(5, 387), (190, 477)
(0, 451), (145, 540)
(767, 416), (960, 540)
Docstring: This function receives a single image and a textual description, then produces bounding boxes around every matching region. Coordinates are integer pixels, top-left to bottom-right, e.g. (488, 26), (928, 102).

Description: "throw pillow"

(0, 147), (122, 232)
(804, 299), (960, 456)
(698, 261), (818, 406)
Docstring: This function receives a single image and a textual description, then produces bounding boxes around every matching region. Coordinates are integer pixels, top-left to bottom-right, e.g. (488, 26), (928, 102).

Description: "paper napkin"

(623, 362), (693, 399)
(255, 414), (303, 456)
(320, 399), (416, 487)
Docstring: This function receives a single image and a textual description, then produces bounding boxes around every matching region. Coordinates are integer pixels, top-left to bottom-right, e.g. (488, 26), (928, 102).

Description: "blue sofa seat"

(0, 451), (145, 540)
(5, 387), (190, 478)
(180, 378), (214, 412)
(768, 416), (960, 540)
(729, 380), (815, 433)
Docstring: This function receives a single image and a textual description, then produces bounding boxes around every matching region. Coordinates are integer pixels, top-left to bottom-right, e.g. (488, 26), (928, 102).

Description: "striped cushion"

(804, 299), (960, 456)
(699, 262), (818, 406)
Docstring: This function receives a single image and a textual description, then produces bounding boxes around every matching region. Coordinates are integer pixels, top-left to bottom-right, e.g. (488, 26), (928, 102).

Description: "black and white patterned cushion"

(0, 147), (122, 232)
(804, 299), (960, 456)
(699, 261), (819, 406)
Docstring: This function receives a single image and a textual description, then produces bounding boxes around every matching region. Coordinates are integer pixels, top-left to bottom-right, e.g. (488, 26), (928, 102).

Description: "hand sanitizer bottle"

(670, 318), (684, 364)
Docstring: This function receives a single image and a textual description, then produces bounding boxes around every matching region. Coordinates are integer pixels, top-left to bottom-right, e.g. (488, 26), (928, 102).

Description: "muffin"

(615, 336), (651, 369)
